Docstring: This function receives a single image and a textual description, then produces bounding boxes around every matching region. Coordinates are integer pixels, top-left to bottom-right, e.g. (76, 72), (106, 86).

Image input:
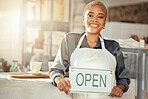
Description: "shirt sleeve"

(50, 34), (70, 86)
(115, 44), (130, 92)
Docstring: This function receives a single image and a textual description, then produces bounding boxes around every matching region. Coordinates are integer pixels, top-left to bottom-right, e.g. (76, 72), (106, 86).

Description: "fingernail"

(67, 92), (70, 95)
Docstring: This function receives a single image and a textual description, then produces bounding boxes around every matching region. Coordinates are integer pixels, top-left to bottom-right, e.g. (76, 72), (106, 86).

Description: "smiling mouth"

(90, 24), (99, 28)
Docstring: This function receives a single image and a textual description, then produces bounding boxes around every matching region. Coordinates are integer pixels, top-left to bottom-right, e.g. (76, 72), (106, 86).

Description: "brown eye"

(89, 15), (93, 17)
(98, 16), (104, 18)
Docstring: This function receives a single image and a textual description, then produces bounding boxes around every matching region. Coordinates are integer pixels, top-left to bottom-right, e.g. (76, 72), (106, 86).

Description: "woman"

(50, 0), (130, 98)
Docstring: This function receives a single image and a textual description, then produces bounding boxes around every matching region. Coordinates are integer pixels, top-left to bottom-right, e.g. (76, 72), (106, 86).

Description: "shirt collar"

(80, 36), (102, 49)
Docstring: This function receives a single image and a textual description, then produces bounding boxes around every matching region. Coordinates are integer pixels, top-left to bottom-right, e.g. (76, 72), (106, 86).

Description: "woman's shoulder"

(63, 33), (84, 56)
(64, 32), (84, 42)
(65, 32), (83, 39)
(104, 38), (120, 54)
(104, 39), (119, 47)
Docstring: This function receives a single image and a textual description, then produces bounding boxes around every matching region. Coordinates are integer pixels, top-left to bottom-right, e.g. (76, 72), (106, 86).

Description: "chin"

(87, 30), (100, 34)
(89, 32), (99, 34)
(86, 28), (101, 34)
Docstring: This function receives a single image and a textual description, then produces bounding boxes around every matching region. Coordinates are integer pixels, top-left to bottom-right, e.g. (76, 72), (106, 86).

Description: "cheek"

(101, 21), (106, 26)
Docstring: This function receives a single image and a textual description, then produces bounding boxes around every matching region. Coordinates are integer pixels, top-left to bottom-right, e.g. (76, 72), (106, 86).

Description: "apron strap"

(76, 33), (106, 49)
(99, 36), (106, 49)
(76, 34), (86, 48)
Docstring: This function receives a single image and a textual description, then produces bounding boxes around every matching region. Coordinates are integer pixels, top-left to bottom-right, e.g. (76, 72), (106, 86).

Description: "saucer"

(27, 71), (42, 74)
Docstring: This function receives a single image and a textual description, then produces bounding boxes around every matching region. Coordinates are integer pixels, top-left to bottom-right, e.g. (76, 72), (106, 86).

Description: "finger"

(110, 91), (114, 96)
(118, 90), (123, 97)
(58, 80), (67, 91)
(114, 90), (118, 96)
(116, 87), (123, 97)
(110, 86), (116, 97)
(56, 78), (64, 91)
(114, 87), (121, 97)
(110, 87), (114, 96)
(65, 79), (71, 88)
(115, 88), (123, 97)
(57, 79), (71, 95)
(120, 92), (123, 97)
(112, 87), (119, 97)
(58, 82), (64, 91)
(57, 80), (62, 90)
(62, 80), (68, 89)
(116, 91), (123, 97)
(116, 92), (120, 97)
(63, 86), (70, 95)
(64, 80), (70, 94)
(62, 80), (70, 91)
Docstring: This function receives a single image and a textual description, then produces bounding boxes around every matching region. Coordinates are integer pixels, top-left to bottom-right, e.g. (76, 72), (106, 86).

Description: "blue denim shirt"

(50, 33), (130, 92)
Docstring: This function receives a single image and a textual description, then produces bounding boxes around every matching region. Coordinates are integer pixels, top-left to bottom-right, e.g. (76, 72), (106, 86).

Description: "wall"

(0, 0), (22, 64)
(101, 22), (148, 39)
(99, 0), (148, 7)
(109, 2), (148, 24)
(70, 0), (86, 33)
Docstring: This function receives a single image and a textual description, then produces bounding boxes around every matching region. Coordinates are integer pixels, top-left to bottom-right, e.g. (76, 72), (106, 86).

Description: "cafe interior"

(0, 0), (148, 99)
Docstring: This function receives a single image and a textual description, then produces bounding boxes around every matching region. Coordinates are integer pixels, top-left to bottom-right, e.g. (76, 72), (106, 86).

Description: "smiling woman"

(83, 5), (106, 48)
(50, 1), (130, 99)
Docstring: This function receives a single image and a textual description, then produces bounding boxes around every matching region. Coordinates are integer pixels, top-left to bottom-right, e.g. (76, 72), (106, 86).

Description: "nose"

(93, 16), (98, 22)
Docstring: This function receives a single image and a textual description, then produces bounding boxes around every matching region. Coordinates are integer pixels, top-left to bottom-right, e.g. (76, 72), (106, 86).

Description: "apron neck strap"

(77, 33), (105, 49)
(77, 34), (86, 48)
(99, 36), (105, 49)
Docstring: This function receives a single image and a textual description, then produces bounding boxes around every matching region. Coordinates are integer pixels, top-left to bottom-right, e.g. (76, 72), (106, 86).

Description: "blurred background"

(0, 0), (148, 99)
(0, 0), (148, 72)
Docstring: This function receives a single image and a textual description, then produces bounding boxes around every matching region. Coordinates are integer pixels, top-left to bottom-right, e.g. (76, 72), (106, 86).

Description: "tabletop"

(0, 72), (136, 99)
(0, 72), (72, 99)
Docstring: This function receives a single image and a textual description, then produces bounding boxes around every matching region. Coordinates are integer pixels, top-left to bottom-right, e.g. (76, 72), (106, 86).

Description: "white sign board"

(70, 67), (113, 94)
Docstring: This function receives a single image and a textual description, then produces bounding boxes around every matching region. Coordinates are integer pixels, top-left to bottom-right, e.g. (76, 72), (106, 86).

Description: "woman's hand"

(55, 77), (71, 95)
(109, 84), (125, 97)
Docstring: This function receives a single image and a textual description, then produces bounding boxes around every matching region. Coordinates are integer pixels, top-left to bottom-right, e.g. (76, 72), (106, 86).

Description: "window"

(22, 0), (71, 67)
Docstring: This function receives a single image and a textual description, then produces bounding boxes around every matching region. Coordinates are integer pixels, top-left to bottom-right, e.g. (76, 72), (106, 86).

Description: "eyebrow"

(88, 12), (105, 15)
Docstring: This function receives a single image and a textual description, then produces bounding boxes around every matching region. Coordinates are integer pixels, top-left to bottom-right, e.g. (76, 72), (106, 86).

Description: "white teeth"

(90, 24), (98, 27)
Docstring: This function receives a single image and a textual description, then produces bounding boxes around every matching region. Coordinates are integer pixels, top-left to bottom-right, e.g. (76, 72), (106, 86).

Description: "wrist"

(55, 76), (63, 84)
(117, 84), (125, 91)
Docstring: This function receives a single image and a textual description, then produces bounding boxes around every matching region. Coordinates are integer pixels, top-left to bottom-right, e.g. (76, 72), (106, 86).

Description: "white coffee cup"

(48, 62), (54, 71)
(30, 62), (42, 73)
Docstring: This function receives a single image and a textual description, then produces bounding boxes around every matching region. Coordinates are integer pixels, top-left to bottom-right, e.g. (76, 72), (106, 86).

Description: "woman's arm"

(50, 33), (80, 95)
(109, 41), (130, 97)
(50, 33), (80, 85)
(50, 34), (70, 86)
(115, 44), (130, 93)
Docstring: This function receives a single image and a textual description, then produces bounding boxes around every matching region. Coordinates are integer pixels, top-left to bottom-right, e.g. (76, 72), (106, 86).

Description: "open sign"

(70, 67), (114, 94)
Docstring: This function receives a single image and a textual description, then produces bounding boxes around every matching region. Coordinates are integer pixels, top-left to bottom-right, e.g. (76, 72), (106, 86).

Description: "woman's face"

(83, 5), (106, 34)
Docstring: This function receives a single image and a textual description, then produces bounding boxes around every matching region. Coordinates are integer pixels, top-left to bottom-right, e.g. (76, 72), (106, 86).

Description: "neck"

(86, 32), (100, 42)
(85, 32), (100, 48)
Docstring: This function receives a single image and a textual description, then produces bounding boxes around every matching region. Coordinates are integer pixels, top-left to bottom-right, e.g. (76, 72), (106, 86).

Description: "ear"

(83, 16), (85, 26)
